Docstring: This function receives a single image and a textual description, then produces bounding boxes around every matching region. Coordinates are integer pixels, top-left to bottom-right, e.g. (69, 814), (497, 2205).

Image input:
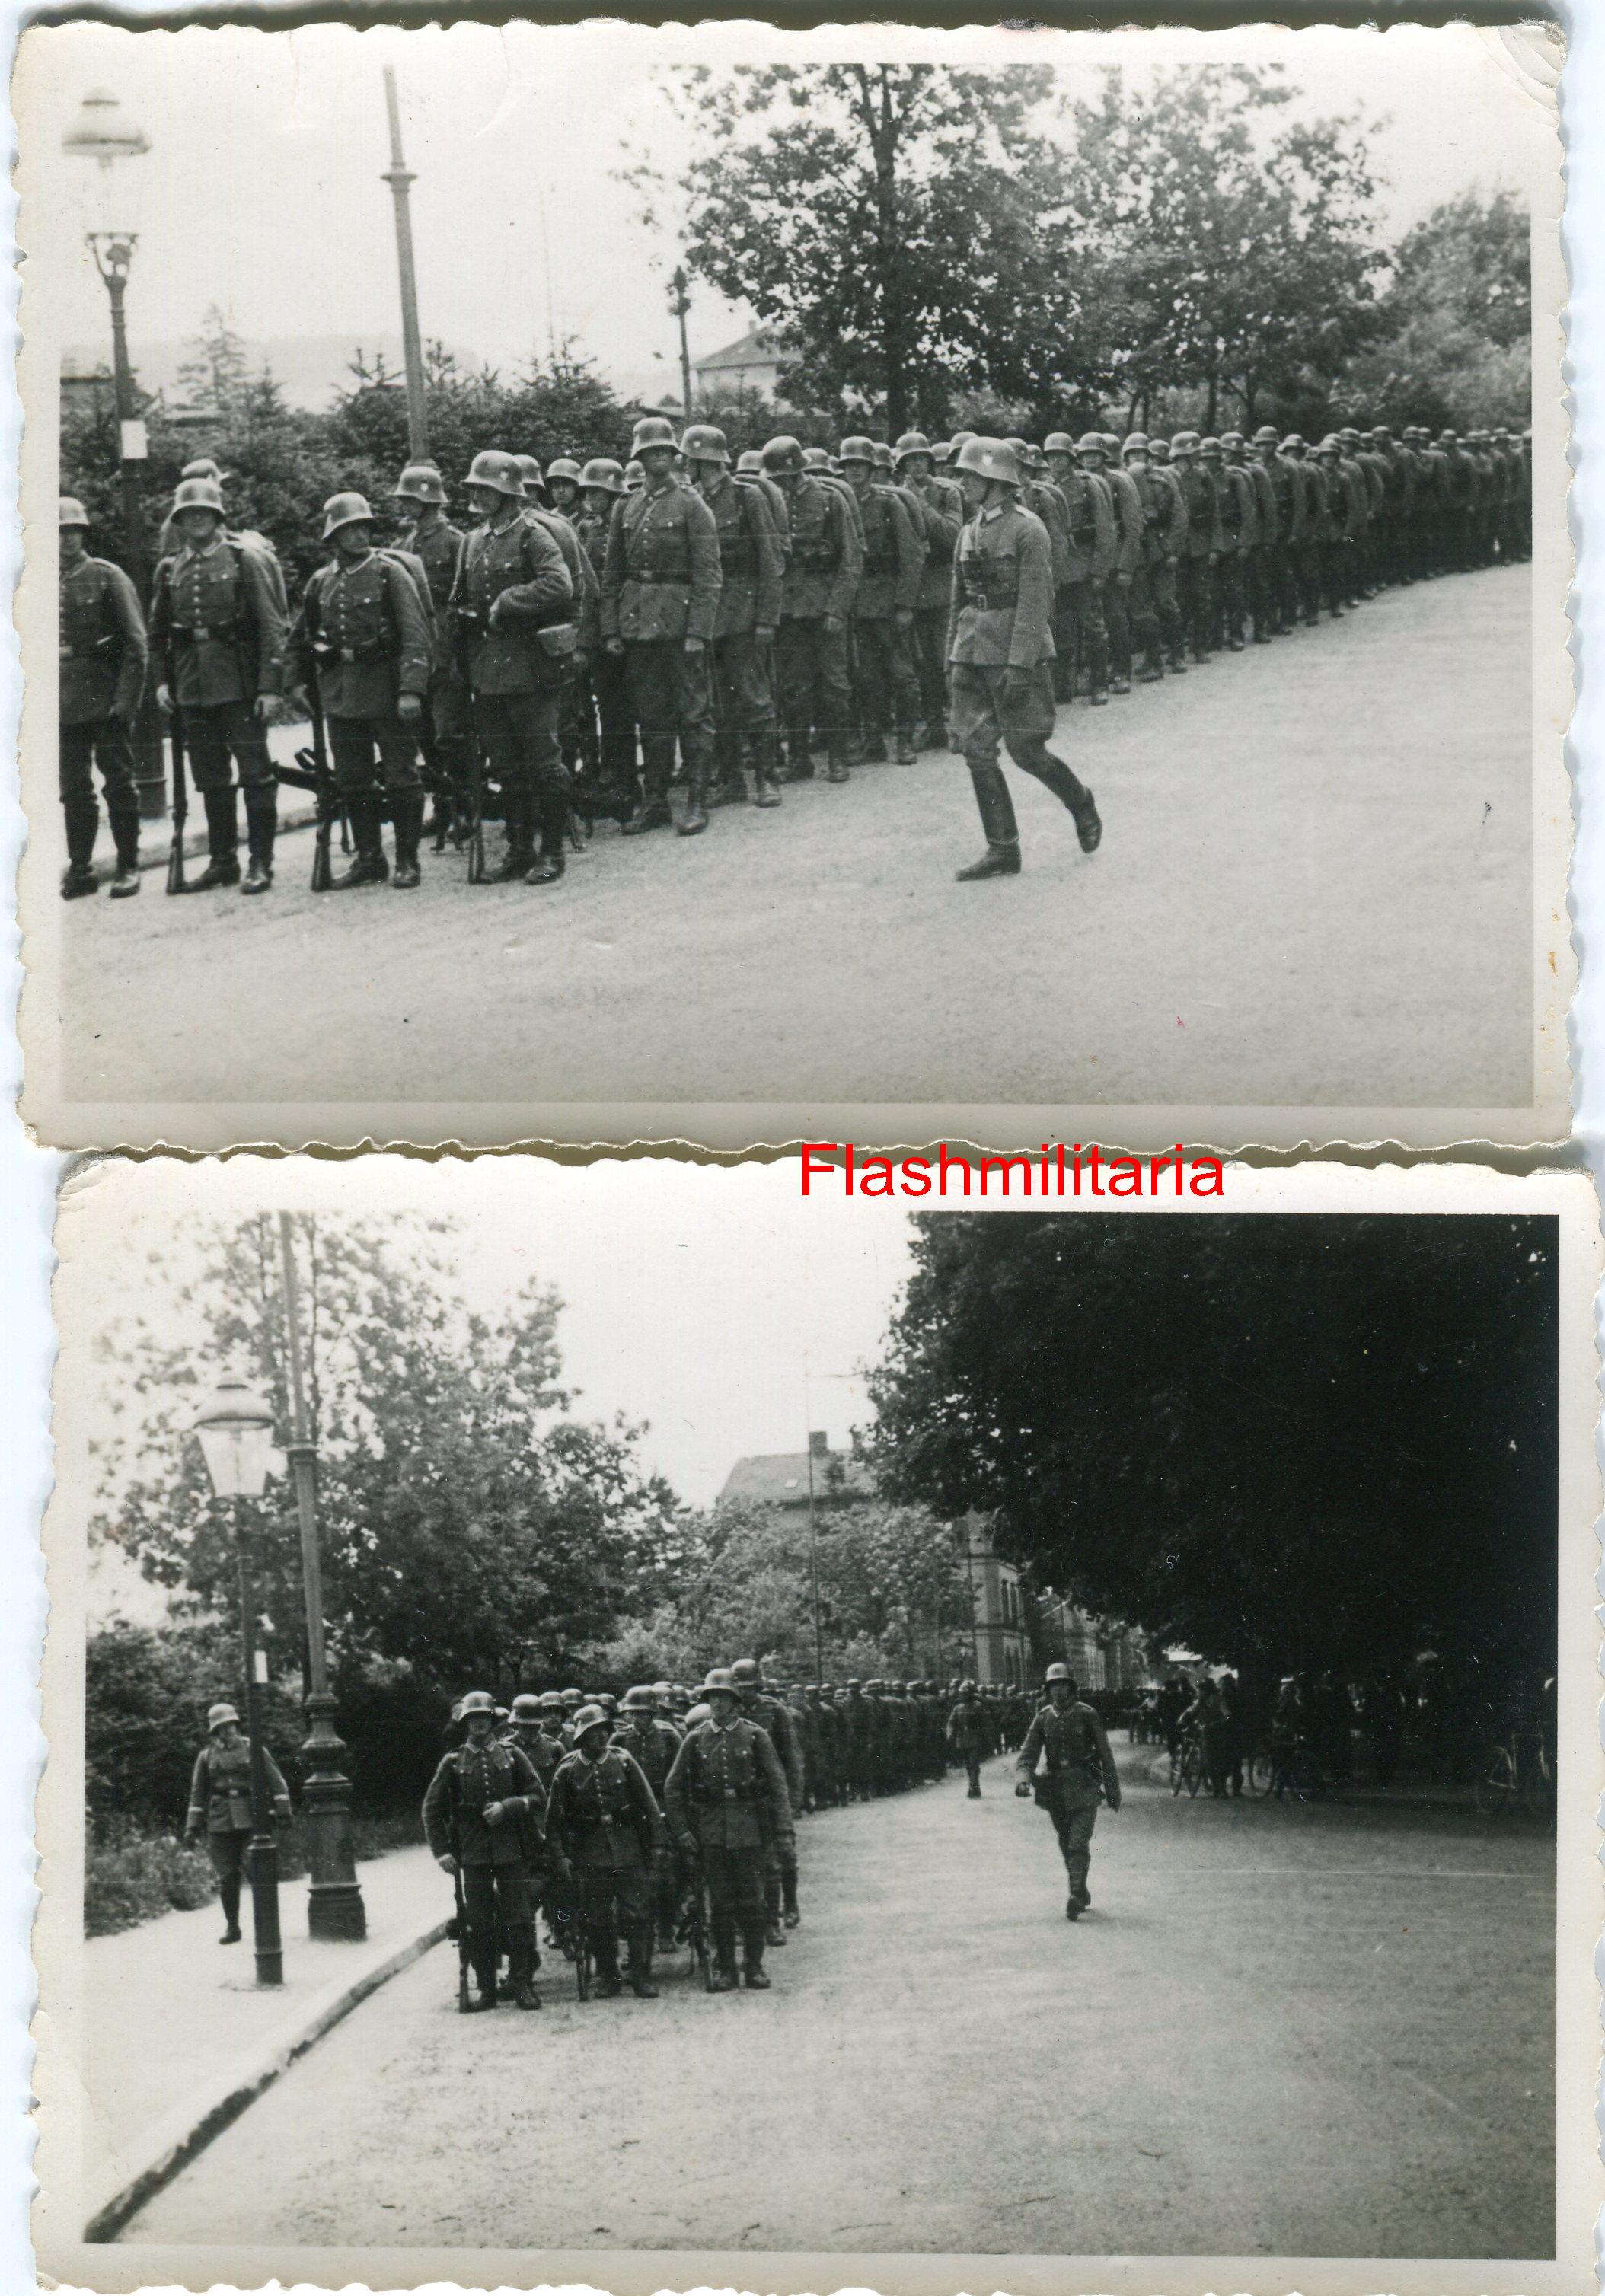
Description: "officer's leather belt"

(634, 572), (690, 585)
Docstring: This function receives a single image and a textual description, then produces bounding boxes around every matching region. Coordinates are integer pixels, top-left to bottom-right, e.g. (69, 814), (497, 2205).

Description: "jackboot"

(241, 784), (277, 894)
(525, 792), (568, 885)
(333, 796), (389, 888)
(892, 729), (919, 765)
(391, 793), (424, 889)
(108, 802), (141, 897)
(629, 1952), (659, 2000)
(781, 747), (815, 783)
(218, 1877), (242, 1944)
(594, 1955), (623, 2000)
(956, 760), (1022, 882)
(744, 1948), (772, 1991)
(710, 1963), (739, 1993)
(678, 761), (710, 837)
(710, 751), (748, 805)
(622, 748), (673, 834)
(764, 1918), (785, 1948)
(486, 789), (534, 881)
(190, 789), (241, 890)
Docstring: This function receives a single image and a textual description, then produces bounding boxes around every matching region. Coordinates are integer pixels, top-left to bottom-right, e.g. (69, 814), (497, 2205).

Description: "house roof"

(694, 325), (781, 374)
(718, 1447), (876, 1507)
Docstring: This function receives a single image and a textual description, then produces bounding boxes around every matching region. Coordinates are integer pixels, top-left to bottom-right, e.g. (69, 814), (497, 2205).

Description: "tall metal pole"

(671, 266), (693, 421)
(381, 66), (429, 460)
(89, 234), (164, 815)
(279, 1213), (367, 1940)
(235, 1498), (283, 1987)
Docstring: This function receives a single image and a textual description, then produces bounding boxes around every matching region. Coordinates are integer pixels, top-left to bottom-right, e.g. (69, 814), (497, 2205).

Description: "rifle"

(164, 706), (190, 895)
(273, 704), (341, 892)
(455, 627), (487, 885)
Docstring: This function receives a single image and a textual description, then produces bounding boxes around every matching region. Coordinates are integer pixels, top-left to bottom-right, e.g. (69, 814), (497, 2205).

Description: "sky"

(23, 20), (1556, 406)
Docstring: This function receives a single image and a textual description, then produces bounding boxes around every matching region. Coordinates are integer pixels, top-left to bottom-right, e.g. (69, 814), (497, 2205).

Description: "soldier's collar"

(180, 537), (228, 563)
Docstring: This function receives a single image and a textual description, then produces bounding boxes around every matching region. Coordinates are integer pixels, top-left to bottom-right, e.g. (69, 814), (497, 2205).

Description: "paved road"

(124, 1746), (1554, 2260)
(49, 568), (1532, 1127)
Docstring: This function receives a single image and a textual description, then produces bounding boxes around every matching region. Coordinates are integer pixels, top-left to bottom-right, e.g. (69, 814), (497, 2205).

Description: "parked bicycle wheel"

(1522, 1746), (1556, 1817)
(1248, 1746), (1275, 1797)
(1474, 1742), (1517, 1816)
(573, 1927), (592, 2001)
(1182, 1739), (1204, 1797)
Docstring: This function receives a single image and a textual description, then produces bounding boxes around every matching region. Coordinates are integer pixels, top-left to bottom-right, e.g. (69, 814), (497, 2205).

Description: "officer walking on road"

(947, 1679), (991, 1797)
(184, 1701), (293, 1946)
(1015, 1663), (1121, 1921)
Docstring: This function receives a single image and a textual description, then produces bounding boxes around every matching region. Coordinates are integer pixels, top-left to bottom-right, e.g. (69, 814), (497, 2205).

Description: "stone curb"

(83, 1915), (449, 2245)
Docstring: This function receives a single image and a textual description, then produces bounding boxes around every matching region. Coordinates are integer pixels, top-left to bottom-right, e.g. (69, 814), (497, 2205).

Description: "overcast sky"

(24, 21), (1553, 400)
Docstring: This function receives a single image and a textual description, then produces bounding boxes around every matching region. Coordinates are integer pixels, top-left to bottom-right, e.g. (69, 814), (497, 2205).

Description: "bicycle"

(1476, 1725), (1555, 1817)
(1246, 1743), (1276, 1798)
(1169, 1729), (1204, 1798)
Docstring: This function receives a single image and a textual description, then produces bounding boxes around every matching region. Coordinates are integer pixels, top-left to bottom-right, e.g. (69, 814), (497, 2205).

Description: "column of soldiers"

(57, 419), (1530, 898)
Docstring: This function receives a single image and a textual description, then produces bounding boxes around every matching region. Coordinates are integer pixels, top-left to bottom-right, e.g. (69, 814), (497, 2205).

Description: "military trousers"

(1176, 557), (1216, 659)
(1042, 1781), (1102, 1904)
(710, 629), (777, 778)
(699, 1842), (767, 1966)
(623, 639), (714, 793)
(463, 1861), (533, 1991)
(1101, 575), (1133, 683)
(575, 1864), (652, 1974)
(775, 615), (850, 767)
(180, 700), (276, 794)
(913, 604), (951, 734)
(60, 717), (140, 872)
(1051, 580), (1109, 700)
(1215, 547), (1247, 645)
(425, 671), (471, 820)
(952, 662), (1091, 856)
(471, 687), (566, 802)
(851, 614), (921, 751)
(327, 713), (423, 799)
(1134, 560), (1185, 668)
(578, 650), (639, 812)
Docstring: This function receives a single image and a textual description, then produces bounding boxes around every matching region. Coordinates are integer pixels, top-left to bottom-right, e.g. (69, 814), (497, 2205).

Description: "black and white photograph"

(30, 1155), (1600, 2294)
(13, 18), (1569, 1151)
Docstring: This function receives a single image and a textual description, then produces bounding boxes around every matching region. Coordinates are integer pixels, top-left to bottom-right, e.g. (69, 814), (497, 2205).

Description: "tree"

(176, 303), (255, 414)
(94, 1216), (689, 1707)
(635, 65), (1086, 433)
(1340, 187), (1530, 431)
(866, 1214), (1557, 1689)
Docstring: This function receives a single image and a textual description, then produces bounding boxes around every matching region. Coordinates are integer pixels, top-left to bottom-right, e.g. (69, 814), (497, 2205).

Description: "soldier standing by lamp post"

(190, 1370), (286, 1987)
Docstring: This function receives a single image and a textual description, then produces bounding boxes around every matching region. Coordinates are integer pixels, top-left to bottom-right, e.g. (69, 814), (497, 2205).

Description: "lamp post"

(277, 1214), (366, 1940)
(62, 88), (164, 816)
(670, 265), (694, 421)
(192, 1372), (284, 1988)
(381, 67), (429, 461)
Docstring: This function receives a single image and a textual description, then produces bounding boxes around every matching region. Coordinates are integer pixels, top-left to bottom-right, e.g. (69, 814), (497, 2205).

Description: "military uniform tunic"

(1016, 1698), (1121, 1908)
(292, 550), (433, 799)
(149, 537), (288, 796)
(59, 552), (148, 866)
(448, 509), (574, 811)
(598, 483), (722, 793)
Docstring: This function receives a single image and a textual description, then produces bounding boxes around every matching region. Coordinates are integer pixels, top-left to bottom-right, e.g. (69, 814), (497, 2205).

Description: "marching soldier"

(423, 1689), (547, 2010)
(183, 1700), (292, 1944)
(448, 448), (576, 885)
(1014, 1663), (1122, 1921)
(730, 1657), (805, 1934)
(544, 457), (583, 518)
(763, 435), (862, 785)
(573, 458), (640, 822)
(288, 493), (433, 888)
(57, 496), (148, 900)
(1042, 433), (1115, 705)
(893, 431), (964, 748)
(392, 461), (470, 841)
(503, 1692), (566, 1789)
(664, 1667), (793, 1991)
(1227, 430), (1279, 642)
(516, 457), (600, 831)
(1118, 434), (1188, 678)
(611, 1683), (684, 1953)
(839, 436), (924, 766)
(1074, 432), (1142, 694)
(600, 416), (723, 837)
(1166, 432), (1223, 665)
(946, 435), (1102, 882)
(684, 423), (786, 808)
(947, 1679), (990, 1797)
(149, 474), (288, 894)
(547, 1701), (668, 1999)
(1277, 436), (1327, 623)
(1200, 436), (1254, 651)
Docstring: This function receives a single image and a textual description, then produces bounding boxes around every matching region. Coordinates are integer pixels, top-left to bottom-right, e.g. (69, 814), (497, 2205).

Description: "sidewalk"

(83, 1840), (448, 2241)
(1122, 1742), (1480, 1810)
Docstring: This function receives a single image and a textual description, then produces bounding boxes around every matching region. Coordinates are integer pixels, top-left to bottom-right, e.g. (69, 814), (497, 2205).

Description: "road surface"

(123, 1746), (1555, 2260)
(47, 567), (1533, 1126)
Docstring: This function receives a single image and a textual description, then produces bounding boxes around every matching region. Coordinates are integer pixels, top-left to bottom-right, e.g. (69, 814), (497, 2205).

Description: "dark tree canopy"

(867, 1216), (1556, 1685)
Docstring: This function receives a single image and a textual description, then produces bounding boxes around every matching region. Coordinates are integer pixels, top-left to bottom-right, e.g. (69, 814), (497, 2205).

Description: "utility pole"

(381, 66), (429, 460)
(670, 265), (693, 420)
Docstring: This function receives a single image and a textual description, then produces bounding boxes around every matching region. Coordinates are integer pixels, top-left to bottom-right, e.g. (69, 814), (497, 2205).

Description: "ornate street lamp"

(192, 1370), (284, 1988)
(62, 88), (164, 814)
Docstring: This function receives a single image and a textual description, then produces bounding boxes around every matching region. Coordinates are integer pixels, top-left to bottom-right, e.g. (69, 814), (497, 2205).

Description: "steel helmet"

(893, 429), (931, 464)
(1075, 431), (1107, 456)
(394, 462), (448, 506)
(1169, 430), (1201, 456)
(560, 1686), (584, 1705)
(680, 423), (729, 464)
(1281, 434), (1307, 454)
(838, 435), (876, 466)
(206, 1701), (241, 1730)
(620, 1685), (657, 1713)
(579, 457), (626, 496)
(1043, 1662), (1075, 1685)
(507, 1693), (544, 1725)
(458, 1689), (499, 1719)
(1338, 426), (1360, 445)
(653, 1681), (673, 1700)
(1219, 430), (1246, 450)
(546, 457), (582, 486)
(801, 445), (833, 471)
(1121, 432), (1150, 457)
(1198, 435), (1223, 458)
(1042, 431), (1075, 457)
(624, 458), (646, 489)
(762, 435), (806, 477)
(596, 1690), (619, 1711)
(321, 491), (375, 541)
(1438, 429), (1459, 445)
(953, 435), (1021, 487)
(630, 415), (678, 455)
(180, 457), (227, 483)
(59, 496), (90, 528)
(871, 442), (895, 471)
(948, 430), (977, 454)
(697, 1667), (739, 1700)
(730, 1657), (764, 1688)
(172, 476), (225, 516)
(538, 1690), (566, 1712)
(735, 448), (764, 474)
(684, 1701), (713, 1728)
(570, 1703), (611, 1738)
(932, 442), (952, 464)
(513, 453), (545, 496)
(1252, 424), (1280, 445)
(1150, 438), (1172, 458)
(1316, 433), (1342, 455)
(464, 449), (525, 499)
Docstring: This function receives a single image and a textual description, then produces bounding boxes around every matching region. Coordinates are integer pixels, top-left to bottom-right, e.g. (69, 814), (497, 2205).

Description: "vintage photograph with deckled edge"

(11, 16), (1571, 1155)
(30, 1151), (1601, 2293)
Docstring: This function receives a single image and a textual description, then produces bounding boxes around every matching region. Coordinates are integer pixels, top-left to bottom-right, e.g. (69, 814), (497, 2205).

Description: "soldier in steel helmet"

(149, 474), (289, 894)
(682, 423), (785, 809)
(570, 459), (640, 823)
(762, 434), (862, 786)
(612, 1684), (688, 1953)
(946, 436), (1102, 883)
(546, 1701), (668, 1998)
(1116, 433), (1188, 678)
(423, 1688), (550, 2010)
(1225, 431), (1279, 643)
(288, 493), (433, 888)
(56, 495), (148, 901)
(665, 1668), (793, 1990)
(1014, 1663), (1121, 1921)
(894, 430), (964, 748)
(598, 416), (723, 838)
(1069, 432), (1141, 694)
(730, 1656), (805, 1936)
(947, 1678), (991, 1797)
(447, 448), (576, 885)
(392, 461), (471, 842)
(1198, 437), (1253, 652)
(838, 436), (924, 767)
(1166, 432), (1223, 665)
(183, 1701), (292, 1945)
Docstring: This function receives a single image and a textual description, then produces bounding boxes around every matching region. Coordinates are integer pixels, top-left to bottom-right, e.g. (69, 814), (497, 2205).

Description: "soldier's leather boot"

(108, 803), (141, 896)
(783, 1899), (800, 1928)
(466, 1980), (498, 2011)
(710, 1963), (739, 1993)
(744, 1956), (772, 1990)
(486, 791), (534, 882)
(956, 761), (1021, 881)
(678, 765), (710, 837)
(60, 864), (99, 900)
(782, 747), (814, 783)
(1065, 1896), (1081, 1921)
(333, 797), (389, 888)
(629, 1959), (659, 2000)
(621, 757), (672, 834)
(62, 794), (100, 894)
(219, 1879), (242, 1944)
(595, 1963), (623, 2000)
(751, 735), (782, 808)
(892, 732), (918, 765)
(391, 795), (424, 889)
(525, 794), (568, 885)
(711, 757), (748, 806)
(1087, 684), (1109, 707)
(191, 789), (242, 890)
(512, 1979), (542, 2010)
(764, 1918), (785, 1948)
(825, 745), (850, 785)
(241, 786), (277, 894)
